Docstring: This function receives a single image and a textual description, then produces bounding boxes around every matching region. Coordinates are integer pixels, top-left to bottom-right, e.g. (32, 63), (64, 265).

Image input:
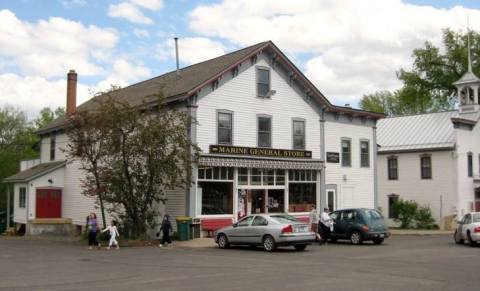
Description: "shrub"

(393, 199), (418, 229)
(415, 206), (439, 229)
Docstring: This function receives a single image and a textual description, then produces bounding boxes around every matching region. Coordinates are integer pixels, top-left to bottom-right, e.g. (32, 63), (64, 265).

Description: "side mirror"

(233, 222), (238, 228)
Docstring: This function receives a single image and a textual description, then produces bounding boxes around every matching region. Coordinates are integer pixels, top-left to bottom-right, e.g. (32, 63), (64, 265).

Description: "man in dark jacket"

(158, 214), (173, 247)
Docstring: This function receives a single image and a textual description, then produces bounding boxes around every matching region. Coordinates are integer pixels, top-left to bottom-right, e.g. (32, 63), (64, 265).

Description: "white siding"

(196, 55), (321, 158)
(13, 183), (27, 224)
(324, 122), (375, 209)
(455, 121), (480, 216)
(39, 133), (68, 163)
(377, 151), (457, 228)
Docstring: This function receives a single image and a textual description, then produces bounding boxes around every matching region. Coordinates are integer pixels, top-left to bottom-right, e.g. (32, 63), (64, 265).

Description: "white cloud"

(0, 73), (92, 119)
(188, 0), (480, 105)
(157, 37), (226, 65)
(133, 28), (150, 38)
(0, 9), (118, 78)
(96, 58), (152, 91)
(108, 2), (153, 24)
(130, 0), (163, 11)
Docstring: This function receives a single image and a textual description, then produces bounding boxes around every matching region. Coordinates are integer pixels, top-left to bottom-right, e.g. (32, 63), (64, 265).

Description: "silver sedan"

(454, 212), (480, 247)
(214, 214), (316, 252)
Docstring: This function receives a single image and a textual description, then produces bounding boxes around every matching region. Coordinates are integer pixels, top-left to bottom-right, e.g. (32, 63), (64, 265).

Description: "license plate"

(296, 226), (308, 233)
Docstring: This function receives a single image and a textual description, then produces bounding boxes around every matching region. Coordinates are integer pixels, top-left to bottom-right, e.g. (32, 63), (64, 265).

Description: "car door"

(229, 216), (254, 244)
(249, 216), (269, 244)
(461, 214), (472, 239)
(329, 211), (341, 238)
(333, 211), (350, 238)
(456, 214), (466, 240)
(341, 210), (356, 237)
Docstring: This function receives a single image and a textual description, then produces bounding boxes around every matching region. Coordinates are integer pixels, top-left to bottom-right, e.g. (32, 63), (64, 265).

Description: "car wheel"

(467, 231), (477, 247)
(294, 244), (307, 251)
(263, 235), (277, 252)
(373, 238), (384, 245)
(217, 234), (230, 249)
(350, 231), (363, 245)
(454, 230), (464, 245)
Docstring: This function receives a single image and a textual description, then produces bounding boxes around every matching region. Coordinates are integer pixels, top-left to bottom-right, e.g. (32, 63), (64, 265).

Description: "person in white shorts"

(102, 221), (120, 250)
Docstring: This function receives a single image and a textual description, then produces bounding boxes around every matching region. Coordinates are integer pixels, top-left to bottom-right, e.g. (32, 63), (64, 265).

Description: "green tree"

(34, 107), (65, 129)
(393, 199), (418, 229)
(66, 91), (200, 238)
(359, 91), (402, 116)
(360, 28), (480, 116)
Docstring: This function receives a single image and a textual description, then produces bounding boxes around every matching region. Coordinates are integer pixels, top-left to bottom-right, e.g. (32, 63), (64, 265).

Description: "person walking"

(158, 214), (173, 247)
(102, 221), (120, 250)
(320, 207), (333, 244)
(309, 205), (321, 241)
(87, 213), (101, 250)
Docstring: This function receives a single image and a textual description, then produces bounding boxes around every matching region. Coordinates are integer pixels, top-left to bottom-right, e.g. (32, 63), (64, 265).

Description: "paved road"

(0, 235), (478, 291)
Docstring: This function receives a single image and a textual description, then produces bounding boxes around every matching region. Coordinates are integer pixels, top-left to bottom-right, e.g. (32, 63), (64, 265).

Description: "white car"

(454, 212), (480, 247)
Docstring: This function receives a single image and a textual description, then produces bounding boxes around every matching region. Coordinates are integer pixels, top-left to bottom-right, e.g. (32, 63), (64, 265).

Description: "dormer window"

(257, 67), (270, 97)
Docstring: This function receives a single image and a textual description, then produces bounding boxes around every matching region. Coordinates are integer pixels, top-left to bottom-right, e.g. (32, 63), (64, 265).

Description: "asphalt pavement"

(0, 234), (478, 291)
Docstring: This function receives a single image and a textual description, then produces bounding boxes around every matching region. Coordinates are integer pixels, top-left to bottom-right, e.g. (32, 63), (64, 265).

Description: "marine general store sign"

(209, 145), (312, 159)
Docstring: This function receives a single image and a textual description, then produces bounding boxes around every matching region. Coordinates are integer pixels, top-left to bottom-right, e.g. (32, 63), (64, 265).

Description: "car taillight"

(281, 225), (293, 234)
(474, 227), (480, 233)
(361, 225), (369, 232)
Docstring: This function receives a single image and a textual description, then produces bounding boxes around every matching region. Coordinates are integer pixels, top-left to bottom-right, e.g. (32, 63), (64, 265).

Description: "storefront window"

(198, 167), (233, 181)
(268, 189), (284, 213)
(288, 183), (316, 212)
(199, 182), (233, 215)
(251, 169), (262, 185)
(276, 170), (285, 185)
(289, 170), (317, 182)
(263, 169), (275, 185)
(238, 168), (248, 185)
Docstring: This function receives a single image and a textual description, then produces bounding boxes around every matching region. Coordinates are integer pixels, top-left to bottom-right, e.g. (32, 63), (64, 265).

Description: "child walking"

(102, 221), (120, 250)
(158, 215), (172, 247)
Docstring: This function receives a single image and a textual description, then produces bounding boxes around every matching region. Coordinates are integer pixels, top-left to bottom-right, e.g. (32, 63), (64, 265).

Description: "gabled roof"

(37, 41), (383, 135)
(377, 111), (458, 153)
(3, 161), (66, 183)
(453, 71), (480, 86)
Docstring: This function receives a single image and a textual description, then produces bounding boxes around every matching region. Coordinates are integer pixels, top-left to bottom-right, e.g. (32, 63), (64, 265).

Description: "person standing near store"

(320, 207), (333, 244)
(157, 214), (173, 247)
(87, 213), (101, 250)
(309, 205), (321, 241)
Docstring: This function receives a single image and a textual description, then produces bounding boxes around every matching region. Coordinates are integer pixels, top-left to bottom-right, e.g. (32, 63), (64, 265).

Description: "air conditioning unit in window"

(263, 90), (276, 99)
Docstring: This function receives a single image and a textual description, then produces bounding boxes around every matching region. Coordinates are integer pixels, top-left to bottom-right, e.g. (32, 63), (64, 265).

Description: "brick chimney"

(66, 70), (77, 116)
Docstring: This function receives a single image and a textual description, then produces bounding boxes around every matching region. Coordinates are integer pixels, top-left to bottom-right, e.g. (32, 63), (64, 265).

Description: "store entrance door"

(250, 189), (266, 214)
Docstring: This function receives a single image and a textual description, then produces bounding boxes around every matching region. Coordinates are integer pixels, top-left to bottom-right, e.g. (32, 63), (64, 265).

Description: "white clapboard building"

(377, 63), (480, 229)
(5, 41), (383, 236)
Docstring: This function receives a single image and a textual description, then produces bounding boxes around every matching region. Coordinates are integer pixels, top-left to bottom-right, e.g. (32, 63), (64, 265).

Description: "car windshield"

(270, 214), (299, 224)
(473, 213), (480, 222)
(362, 209), (383, 223)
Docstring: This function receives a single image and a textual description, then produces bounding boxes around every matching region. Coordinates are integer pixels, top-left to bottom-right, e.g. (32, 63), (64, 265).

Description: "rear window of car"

(362, 209), (383, 222)
(473, 213), (480, 223)
(270, 215), (299, 224)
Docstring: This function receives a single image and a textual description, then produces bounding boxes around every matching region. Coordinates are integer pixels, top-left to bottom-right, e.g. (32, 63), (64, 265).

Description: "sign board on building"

(326, 152), (340, 163)
(209, 145), (312, 159)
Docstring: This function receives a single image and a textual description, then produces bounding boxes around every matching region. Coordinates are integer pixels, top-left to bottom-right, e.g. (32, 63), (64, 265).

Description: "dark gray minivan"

(329, 208), (390, 245)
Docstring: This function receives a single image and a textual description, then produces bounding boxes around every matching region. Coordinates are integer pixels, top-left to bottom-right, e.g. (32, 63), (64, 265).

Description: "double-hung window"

(50, 135), (56, 161)
(420, 155), (432, 179)
(258, 115), (272, 148)
(292, 119), (305, 150)
(257, 68), (270, 97)
(341, 138), (351, 167)
(468, 153), (473, 177)
(360, 140), (370, 167)
(217, 111), (233, 145)
(19, 187), (26, 208)
(387, 157), (398, 180)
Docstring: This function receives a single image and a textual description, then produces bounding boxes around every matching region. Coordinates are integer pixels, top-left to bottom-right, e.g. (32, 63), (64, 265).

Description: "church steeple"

(453, 20), (480, 114)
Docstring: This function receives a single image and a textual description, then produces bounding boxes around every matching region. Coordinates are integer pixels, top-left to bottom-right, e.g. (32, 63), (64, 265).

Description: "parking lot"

(0, 234), (478, 291)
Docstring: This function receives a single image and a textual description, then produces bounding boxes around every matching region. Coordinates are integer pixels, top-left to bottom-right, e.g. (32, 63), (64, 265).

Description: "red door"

(36, 189), (62, 218)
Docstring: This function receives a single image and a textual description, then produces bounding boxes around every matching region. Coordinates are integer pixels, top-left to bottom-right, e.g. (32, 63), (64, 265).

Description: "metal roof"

(377, 111), (458, 153)
(3, 161), (66, 183)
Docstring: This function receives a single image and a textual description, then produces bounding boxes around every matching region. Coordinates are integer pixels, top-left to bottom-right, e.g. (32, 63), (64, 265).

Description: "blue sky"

(0, 0), (479, 118)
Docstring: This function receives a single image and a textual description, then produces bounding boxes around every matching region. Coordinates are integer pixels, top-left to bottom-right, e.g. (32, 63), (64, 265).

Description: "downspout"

(373, 125), (379, 209)
(25, 183), (30, 236)
(319, 108), (327, 210)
